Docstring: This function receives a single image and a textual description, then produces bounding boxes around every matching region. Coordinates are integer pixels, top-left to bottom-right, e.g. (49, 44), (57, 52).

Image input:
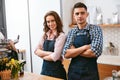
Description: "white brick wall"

(102, 27), (120, 56)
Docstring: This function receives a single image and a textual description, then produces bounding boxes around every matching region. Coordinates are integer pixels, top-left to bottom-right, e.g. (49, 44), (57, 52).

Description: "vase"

(11, 72), (19, 80)
(11, 69), (19, 80)
(0, 70), (11, 80)
(13, 73), (19, 80)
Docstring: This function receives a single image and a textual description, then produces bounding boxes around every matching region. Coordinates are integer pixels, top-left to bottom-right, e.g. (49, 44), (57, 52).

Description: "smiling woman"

(34, 11), (67, 80)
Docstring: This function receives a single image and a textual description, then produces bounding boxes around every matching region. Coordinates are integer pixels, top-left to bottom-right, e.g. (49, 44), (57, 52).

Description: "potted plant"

(0, 57), (11, 80)
(0, 58), (24, 80)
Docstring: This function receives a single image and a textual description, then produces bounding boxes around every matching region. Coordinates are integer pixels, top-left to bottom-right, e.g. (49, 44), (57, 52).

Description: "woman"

(34, 11), (67, 80)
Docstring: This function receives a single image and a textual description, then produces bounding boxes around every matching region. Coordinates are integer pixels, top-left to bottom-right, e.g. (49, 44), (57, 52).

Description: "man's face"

(73, 8), (88, 25)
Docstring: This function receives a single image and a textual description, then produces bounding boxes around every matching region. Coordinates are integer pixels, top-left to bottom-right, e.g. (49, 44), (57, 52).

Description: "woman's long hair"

(43, 11), (63, 39)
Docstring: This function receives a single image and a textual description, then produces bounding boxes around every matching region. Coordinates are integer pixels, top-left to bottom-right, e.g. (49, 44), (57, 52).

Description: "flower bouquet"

(0, 57), (9, 71)
(0, 57), (11, 80)
(6, 58), (24, 80)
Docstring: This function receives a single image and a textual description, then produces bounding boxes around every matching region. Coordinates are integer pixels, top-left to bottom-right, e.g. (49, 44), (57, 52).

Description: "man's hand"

(70, 45), (75, 49)
(64, 45), (90, 58)
(66, 45), (75, 54)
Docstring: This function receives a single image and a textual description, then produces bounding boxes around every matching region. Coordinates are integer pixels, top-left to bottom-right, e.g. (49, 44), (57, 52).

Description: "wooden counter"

(98, 63), (120, 80)
(19, 72), (63, 80)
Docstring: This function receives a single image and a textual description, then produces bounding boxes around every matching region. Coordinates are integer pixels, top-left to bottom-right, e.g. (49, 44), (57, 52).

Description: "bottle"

(112, 70), (117, 80)
(97, 13), (103, 24)
(112, 11), (119, 24)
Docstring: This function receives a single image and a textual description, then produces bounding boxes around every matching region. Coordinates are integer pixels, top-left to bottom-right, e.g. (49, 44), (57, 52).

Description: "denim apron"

(41, 39), (67, 80)
(68, 30), (99, 80)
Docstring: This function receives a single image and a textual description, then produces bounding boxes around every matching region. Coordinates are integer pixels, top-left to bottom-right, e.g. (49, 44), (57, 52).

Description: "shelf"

(99, 24), (120, 27)
(69, 24), (120, 28)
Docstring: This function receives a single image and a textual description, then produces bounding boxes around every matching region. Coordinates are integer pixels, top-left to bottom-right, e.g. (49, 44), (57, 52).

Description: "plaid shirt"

(63, 24), (103, 57)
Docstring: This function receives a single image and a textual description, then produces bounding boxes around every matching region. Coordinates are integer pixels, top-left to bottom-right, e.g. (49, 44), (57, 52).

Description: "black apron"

(7, 50), (18, 60)
(41, 39), (67, 80)
(68, 30), (99, 80)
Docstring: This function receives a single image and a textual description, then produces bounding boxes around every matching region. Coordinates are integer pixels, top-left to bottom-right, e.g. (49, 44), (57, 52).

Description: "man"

(63, 2), (103, 80)
(0, 32), (18, 60)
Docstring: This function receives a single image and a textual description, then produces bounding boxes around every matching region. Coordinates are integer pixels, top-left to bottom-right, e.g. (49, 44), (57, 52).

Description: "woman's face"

(46, 15), (57, 31)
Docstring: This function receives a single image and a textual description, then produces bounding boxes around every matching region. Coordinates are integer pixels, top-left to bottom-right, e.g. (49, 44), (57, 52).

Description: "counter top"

(63, 55), (120, 71)
(19, 72), (63, 80)
(97, 55), (120, 66)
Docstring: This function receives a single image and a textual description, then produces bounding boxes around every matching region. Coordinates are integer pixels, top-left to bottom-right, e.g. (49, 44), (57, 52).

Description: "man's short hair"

(73, 2), (87, 11)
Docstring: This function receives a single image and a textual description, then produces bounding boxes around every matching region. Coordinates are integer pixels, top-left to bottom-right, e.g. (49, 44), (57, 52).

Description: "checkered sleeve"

(90, 25), (103, 57)
(62, 29), (75, 55)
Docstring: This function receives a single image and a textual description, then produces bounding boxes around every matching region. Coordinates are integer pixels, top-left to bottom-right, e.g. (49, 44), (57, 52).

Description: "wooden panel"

(62, 59), (70, 73)
(98, 63), (120, 80)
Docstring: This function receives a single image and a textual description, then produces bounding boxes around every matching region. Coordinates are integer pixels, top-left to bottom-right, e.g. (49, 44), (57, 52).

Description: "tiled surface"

(102, 27), (120, 56)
